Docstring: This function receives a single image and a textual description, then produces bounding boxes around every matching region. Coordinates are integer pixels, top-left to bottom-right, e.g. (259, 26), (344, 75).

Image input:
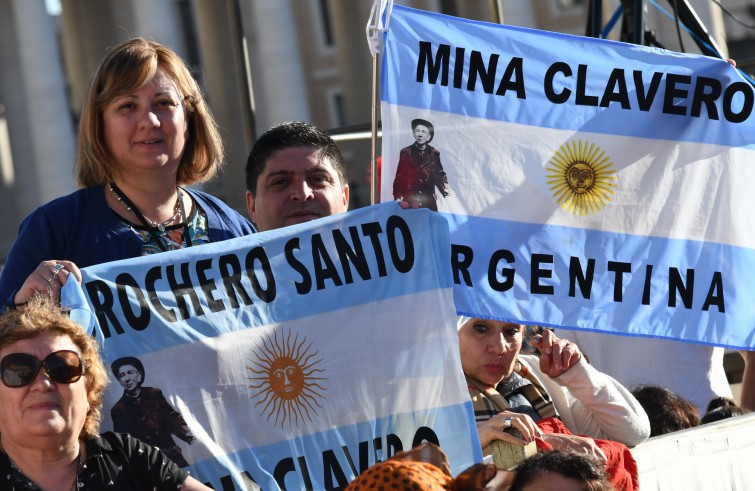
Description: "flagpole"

(490, 0), (504, 24)
(370, 49), (379, 205)
(366, 0), (393, 205)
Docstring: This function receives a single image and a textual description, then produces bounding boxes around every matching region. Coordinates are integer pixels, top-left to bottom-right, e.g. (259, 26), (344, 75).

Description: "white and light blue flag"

(380, 5), (755, 349)
(63, 203), (479, 489)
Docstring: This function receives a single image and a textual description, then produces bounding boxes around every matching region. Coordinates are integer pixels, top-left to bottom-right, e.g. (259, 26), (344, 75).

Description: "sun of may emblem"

(246, 329), (326, 429)
(546, 140), (617, 216)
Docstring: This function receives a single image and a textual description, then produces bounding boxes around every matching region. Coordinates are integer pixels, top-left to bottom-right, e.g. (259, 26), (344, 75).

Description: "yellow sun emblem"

(546, 140), (617, 216)
(246, 329), (326, 429)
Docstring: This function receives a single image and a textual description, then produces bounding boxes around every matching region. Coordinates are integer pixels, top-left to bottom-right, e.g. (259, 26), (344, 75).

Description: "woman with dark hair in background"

(630, 385), (700, 437)
(458, 317), (648, 490)
(509, 450), (615, 491)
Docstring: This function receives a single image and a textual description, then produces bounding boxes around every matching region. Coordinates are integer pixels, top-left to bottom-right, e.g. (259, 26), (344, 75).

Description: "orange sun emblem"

(246, 329), (326, 429)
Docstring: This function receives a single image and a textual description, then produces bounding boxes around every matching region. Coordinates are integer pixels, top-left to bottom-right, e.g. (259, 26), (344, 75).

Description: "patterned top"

(0, 432), (188, 490)
(117, 199), (210, 255)
(467, 359), (559, 425)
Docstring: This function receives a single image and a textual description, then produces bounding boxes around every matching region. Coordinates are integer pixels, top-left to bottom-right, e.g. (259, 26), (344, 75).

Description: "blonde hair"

(0, 298), (109, 440)
(76, 37), (223, 187)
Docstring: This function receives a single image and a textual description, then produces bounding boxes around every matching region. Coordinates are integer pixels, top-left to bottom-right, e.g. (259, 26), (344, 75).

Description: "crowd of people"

(0, 36), (751, 490)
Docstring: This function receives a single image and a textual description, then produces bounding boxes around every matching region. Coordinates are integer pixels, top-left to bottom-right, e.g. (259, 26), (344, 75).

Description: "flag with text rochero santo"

(379, 5), (755, 349)
(62, 203), (479, 490)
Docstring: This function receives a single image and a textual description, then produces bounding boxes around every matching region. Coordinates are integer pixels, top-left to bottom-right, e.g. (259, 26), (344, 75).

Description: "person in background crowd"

(630, 385), (700, 437)
(458, 317), (646, 491)
(0, 37), (254, 312)
(705, 396), (738, 414)
(701, 404), (751, 425)
(459, 317), (649, 452)
(700, 396), (751, 425)
(737, 352), (755, 411)
(0, 297), (211, 489)
(245, 121), (350, 232)
(508, 450), (615, 491)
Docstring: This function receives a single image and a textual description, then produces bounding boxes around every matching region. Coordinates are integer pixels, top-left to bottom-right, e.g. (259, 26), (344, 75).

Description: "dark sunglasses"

(0, 350), (84, 388)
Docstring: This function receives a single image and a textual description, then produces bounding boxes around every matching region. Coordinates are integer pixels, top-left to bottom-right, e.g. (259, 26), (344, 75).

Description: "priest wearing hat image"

(392, 118), (451, 211)
(110, 356), (196, 467)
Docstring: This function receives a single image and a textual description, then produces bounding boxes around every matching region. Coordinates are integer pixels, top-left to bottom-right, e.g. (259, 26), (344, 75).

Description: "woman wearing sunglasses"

(0, 298), (211, 490)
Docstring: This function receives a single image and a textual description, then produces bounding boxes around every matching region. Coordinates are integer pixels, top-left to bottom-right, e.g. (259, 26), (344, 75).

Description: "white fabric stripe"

(100, 289), (465, 456)
(382, 103), (755, 250)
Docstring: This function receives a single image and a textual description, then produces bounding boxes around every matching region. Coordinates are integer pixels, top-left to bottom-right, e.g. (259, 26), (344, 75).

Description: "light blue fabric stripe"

(68, 203), (452, 356)
(188, 403), (481, 490)
(446, 213), (755, 349)
(382, 5), (755, 148)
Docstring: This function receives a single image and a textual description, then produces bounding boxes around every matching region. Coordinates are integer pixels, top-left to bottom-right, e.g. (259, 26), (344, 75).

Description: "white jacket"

(518, 354), (651, 447)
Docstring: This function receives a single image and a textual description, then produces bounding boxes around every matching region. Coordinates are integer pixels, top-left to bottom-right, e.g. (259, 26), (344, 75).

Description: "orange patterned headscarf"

(346, 459), (453, 490)
(345, 442), (512, 491)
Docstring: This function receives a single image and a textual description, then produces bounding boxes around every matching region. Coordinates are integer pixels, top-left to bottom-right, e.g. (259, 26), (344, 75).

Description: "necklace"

(109, 182), (181, 231)
(108, 182), (192, 252)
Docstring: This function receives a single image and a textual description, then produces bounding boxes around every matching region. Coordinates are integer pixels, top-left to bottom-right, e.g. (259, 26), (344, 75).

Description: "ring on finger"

(503, 417), (513, 428)
(51, 264), (65, 278)
(46, 276), (56, 284)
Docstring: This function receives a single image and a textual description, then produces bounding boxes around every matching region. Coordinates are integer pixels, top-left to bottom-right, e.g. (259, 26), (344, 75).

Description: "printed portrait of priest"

(392, 118), (451, 211)
(110, 356), (196, 467)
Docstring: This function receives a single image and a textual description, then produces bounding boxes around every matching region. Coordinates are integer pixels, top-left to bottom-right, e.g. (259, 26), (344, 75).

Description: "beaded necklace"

(108, 182), (191, 252)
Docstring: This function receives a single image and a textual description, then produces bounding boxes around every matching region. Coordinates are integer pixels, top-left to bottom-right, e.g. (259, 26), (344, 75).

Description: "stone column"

(131, 0), (187, 58)
(246, 0), (311, 131)
(190, 0), (259, 212)
(59, 0), (115, 115)
(11, 0), (76, 207)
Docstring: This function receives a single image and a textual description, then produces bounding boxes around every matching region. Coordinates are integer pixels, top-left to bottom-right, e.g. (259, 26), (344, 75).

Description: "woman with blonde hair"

(0, 37), (254, 311)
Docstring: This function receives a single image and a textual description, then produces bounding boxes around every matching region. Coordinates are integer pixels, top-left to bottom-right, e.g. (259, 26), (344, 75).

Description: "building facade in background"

(0, 0), (748, 261)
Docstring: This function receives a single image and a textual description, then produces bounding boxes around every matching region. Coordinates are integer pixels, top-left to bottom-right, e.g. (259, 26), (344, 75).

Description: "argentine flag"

(63, 204), (479, 489)
(380, 5), (755, 349)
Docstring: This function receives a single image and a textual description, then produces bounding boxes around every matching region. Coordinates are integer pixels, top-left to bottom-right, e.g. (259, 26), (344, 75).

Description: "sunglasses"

(0, 350), (85, 388)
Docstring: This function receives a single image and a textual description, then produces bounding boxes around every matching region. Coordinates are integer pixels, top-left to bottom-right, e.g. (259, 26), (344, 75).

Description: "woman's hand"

(540, 433), (606, 464)
(13, 260), (82, 305)
(530, 329), (582, 378)
(477, 411), (542, 450)
(180, 476), (214, 490)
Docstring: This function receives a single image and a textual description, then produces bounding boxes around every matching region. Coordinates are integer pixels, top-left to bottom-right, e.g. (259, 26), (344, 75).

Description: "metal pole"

(370, 51), (379, 206)
(489, 0), (504, 24)
(230, 0), (257, 147)
(586, 0), (603, 38)
(632, 0), (645, 46)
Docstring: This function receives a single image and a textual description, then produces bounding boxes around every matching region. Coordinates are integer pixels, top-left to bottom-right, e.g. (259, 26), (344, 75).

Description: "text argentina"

(452, 245), (725, 312)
